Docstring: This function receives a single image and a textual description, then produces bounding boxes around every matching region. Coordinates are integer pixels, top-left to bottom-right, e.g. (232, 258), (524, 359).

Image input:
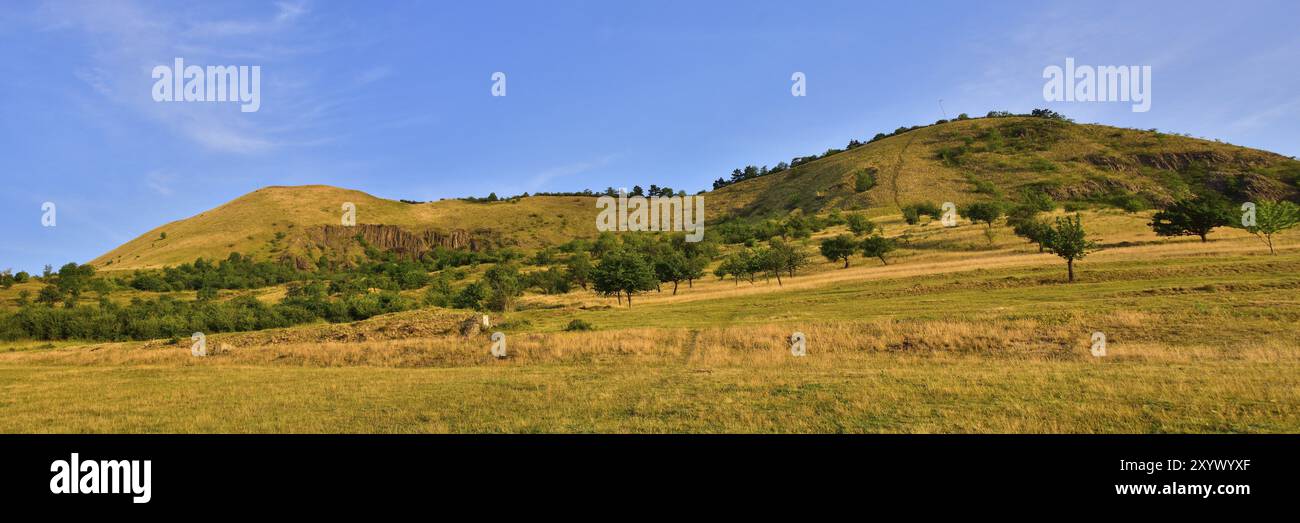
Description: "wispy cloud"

(528, 155), (619, 190)
(145, 170), (175, 196)
(187, 0), (310, 37)
(37, 0), (332, 155)
(355, 65), (392, 86)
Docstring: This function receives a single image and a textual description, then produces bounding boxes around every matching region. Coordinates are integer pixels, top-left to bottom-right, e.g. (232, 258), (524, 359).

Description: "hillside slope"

(706, 116), (1299, 218)
(92, 117), (1300, 270)
(92, 186), (600, 270)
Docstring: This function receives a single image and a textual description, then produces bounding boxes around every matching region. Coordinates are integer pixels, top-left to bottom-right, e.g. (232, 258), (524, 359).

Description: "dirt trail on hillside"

(887, 133), (918, 207)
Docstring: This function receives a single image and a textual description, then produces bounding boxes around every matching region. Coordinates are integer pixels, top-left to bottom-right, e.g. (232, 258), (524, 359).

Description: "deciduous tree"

(820, 235), (858, 268)
(1044, 214), (1097, 282)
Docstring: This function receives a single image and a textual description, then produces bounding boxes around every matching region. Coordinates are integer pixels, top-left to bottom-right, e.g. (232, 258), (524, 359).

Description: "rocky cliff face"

(1085, 150), (1280, 172)
(313, 224), (484, 257)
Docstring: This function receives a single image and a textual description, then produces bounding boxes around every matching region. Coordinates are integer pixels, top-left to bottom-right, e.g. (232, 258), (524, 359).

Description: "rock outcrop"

(1086, 150), (1279, 172)
(314, 224), (484, 257)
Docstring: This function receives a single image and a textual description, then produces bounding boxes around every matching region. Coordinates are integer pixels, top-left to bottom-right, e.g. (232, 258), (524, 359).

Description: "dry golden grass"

(10, 318), (1289, 368)
(1, 311), (1295, 433)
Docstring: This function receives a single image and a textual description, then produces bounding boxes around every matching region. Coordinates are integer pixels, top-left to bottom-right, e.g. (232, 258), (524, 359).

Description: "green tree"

(901, 201), (942, 225)
(652, 249), (690, 295)
(54, 262), (96, 304)
(770, 238), (807, 278)
(1020, 190), (1056, 213)
(860, 235), (897, 265)
(592, 249), (658, 307)
(422, 275), (454, 307)
(670, 234), (717, 289)
(1012, 218), (1055, 253)
(196, 286), (218, 301)
(591, 231), (619, 257)
(564, 253), (593, 290)
(36, 285), (62, 307)
(683, 255), (709, 288)
(1149, 197), (1231, 242)
(845, 213), (876, 236)
(753, 245), (789, 286)
(786, 244), (810, 277)
(1044, 214), (1098, 282)
(780, 214), (812, 239)
(1244, 200), (1300, 255)
(483, 262), (524, 312)
(714, 252), (748, 286)
(820, 235), (858, 268)
(452, 281), (488, 310)
(961, 202), (1005, 243)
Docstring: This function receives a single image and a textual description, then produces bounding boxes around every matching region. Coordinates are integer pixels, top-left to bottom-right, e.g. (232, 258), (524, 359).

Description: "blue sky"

(2, 0), (1298, 273)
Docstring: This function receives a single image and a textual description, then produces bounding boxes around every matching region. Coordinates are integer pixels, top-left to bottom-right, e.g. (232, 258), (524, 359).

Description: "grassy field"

(7, 115), (1299, 433)
(3, 211), (1296, 433)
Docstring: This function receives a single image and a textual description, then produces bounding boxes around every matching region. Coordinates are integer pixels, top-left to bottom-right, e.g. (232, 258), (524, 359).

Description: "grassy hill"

(90, 116), (1300, 271)
(706, 116), (1299, 218)
(91, 185), (602, 270)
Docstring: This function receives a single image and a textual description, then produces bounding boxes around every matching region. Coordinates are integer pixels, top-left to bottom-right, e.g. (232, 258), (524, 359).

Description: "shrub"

(564, 319), (595, 332)
(1020, 190), (1056, 213)
(452, 282), (488, 310)
(902, 206), (922, 225)
(854, 168), (878, 192)
(845, 213), (876, 236)
(1106, 193), (1149, 212)
(901, 201), (942, 225)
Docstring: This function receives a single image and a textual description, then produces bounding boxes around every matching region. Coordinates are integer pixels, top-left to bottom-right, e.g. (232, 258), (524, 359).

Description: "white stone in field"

(491, 331), (507, 359)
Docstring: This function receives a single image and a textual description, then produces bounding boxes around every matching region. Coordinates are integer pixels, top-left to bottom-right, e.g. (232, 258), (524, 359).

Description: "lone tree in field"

(1244, 200), (1300, 255)
(1044, 213), (1097, 282)
(592, 249), (658, 307)
(1149, 197), (1231, 242)
(961, 202), (1004, 244)
(860, 235), (897, 265)
(820, 234), (858, 268)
